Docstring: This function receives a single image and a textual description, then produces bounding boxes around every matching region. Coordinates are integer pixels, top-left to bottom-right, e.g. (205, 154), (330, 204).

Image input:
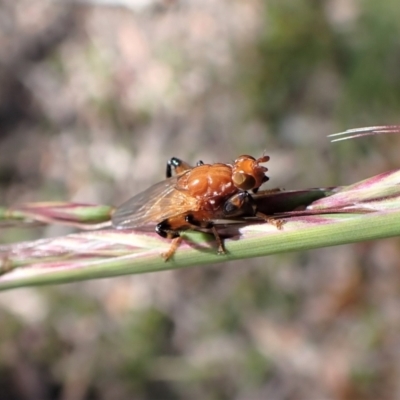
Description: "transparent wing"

(112, 176), (198, 229)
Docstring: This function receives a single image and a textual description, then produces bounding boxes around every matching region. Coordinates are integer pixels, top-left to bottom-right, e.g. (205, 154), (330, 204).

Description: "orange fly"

(112, 155), (281, 260)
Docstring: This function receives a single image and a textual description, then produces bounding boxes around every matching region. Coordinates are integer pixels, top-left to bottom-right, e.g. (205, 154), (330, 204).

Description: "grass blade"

(1, 170), (400, 290)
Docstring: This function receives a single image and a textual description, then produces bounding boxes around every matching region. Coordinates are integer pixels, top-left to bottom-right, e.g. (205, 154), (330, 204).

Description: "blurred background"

(1, 0), (400, 399)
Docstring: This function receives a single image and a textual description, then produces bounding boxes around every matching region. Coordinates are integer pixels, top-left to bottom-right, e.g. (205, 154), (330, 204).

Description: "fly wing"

(112, 176), (198, 229)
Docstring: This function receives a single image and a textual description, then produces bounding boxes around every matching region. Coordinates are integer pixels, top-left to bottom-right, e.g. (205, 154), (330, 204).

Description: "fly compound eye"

(232, 172), (256, 190)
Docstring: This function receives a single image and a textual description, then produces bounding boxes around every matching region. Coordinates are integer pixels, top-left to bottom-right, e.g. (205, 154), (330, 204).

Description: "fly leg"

(185, 214), (226, 255)
(155, 213), (226, 260)
(255, 211), (284, 229)
(156, 213), (206, 261)
(155, 218), (184, 261)
(166, 157), (204, 178)
(162, 236), (183, 262)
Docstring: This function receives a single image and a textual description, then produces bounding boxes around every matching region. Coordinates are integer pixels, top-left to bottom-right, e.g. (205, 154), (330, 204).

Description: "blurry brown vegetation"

(2, 0), (400, 399)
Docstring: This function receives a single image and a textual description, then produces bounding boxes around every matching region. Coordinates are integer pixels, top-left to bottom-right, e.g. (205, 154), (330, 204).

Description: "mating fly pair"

(112, 155), (282, 260)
